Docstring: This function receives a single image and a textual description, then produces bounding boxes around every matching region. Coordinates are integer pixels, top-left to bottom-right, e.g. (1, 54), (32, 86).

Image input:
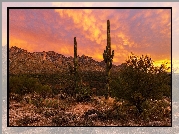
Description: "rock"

(83, 109), (101, 120)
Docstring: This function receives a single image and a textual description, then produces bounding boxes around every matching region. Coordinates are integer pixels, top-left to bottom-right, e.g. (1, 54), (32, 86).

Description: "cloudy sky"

(3, 2), (178, 72)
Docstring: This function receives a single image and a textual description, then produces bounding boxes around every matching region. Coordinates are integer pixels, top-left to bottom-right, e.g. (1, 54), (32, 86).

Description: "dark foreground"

(9, 93), (171, 126)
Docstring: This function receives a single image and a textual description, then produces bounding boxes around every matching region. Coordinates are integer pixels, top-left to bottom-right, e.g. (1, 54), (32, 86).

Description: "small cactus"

(103, 20), (114, 99)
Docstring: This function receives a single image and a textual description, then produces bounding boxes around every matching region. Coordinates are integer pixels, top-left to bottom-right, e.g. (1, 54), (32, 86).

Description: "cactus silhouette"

(74, 37), (78, 94)
(103, 20), (114, 99)
(67, 37), (78, 96)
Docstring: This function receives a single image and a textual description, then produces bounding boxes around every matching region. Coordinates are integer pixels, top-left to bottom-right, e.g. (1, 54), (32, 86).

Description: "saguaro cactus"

(74, 37), (78, 93)
(103, 20), (114, 99)
(67, 37), (78, 97)
(74, 37), (77, 75)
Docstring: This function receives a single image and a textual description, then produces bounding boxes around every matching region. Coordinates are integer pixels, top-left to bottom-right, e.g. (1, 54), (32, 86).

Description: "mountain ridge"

(9, 46), (121, 74)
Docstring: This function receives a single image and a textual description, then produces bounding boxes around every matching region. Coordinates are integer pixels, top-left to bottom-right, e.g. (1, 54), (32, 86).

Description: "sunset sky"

(2, 2), (178, 72)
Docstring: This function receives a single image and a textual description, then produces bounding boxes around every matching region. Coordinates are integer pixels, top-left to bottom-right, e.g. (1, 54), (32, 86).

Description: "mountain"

(9, 46), (121, 74)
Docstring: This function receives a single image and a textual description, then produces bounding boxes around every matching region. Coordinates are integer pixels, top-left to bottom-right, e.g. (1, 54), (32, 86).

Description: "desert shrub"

(111, 54), (171, 114)
(9, 75), (39, 95)
(36, 85), (52, 98)
(43, 98), (59, 109)
(76, 85), (92, 102)
(81, 71), (106, 92)
(51, 84), (61, 96)
(110, 100), (137, 122)
(9, 75), (52, 98)
(30, 93), (44, 108)
(140, 98), (171, 122)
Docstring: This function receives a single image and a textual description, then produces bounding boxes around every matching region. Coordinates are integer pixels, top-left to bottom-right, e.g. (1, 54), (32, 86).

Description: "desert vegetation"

(9, 20), (171, 126)
(9, 53), (171, 126)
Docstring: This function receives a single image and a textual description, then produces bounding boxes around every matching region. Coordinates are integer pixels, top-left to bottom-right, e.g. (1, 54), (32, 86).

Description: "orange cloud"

(54, 9), (110, 46)
(9, 9), (171, 66)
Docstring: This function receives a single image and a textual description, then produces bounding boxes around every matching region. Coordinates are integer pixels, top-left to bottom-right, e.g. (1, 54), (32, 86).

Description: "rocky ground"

(9, 93), (171, 126)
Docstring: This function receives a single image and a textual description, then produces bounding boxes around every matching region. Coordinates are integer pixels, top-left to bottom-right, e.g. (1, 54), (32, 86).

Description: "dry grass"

(9, 93), (171, 126)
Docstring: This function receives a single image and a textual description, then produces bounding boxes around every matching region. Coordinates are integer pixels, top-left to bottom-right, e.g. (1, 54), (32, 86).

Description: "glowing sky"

(8, 8), (171, 68)
(2, 2), (178, 72)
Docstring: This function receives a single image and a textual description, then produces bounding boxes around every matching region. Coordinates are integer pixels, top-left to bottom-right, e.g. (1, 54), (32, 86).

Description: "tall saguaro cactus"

(74, 37), (78, 93)
(103, 20), (114, 99)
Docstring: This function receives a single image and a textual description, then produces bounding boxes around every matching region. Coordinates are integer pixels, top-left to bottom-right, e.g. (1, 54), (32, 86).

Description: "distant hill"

(9, 46), (121, 74)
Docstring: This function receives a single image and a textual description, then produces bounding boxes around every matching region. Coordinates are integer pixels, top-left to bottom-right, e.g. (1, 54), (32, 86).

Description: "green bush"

(111, 54), (171, 114)
(9, 75), (52, 98)
(9, 75), (38, 95)
(36, 84), (52, 98)
(43, 98), (59, 108)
